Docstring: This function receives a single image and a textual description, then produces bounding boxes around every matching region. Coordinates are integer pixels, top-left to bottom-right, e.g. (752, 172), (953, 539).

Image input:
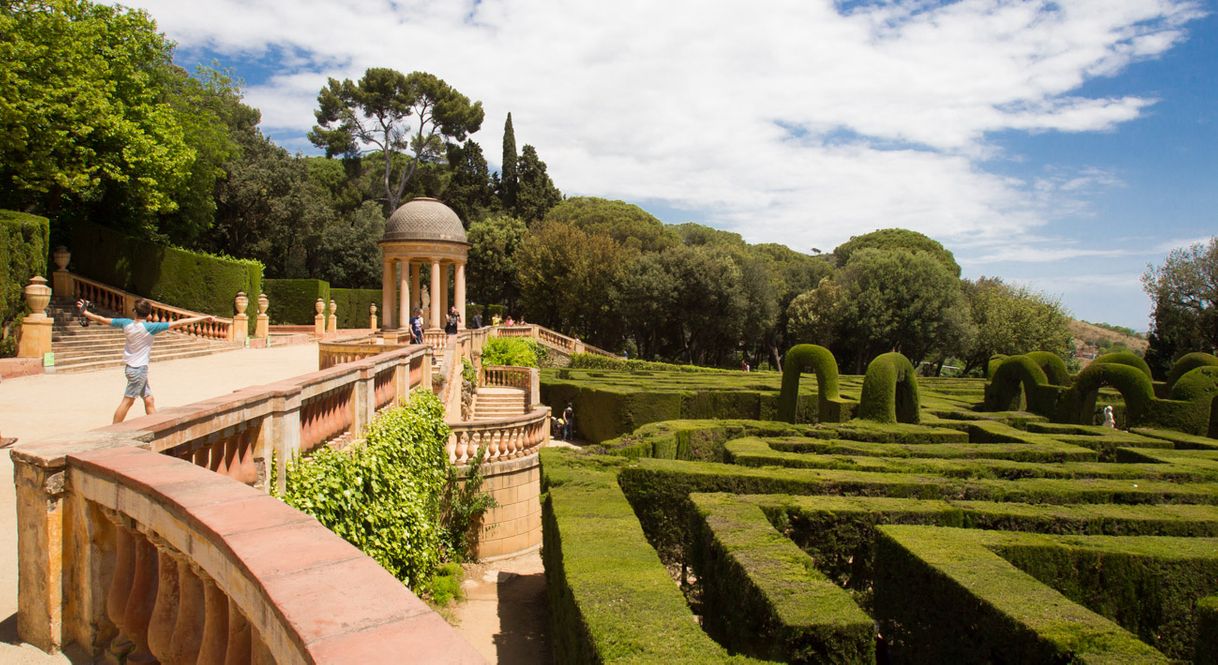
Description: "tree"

(443, 140), (496, 225)
(467, 214), (528, 309)
(960, 277), (1071, 375)
(833, 228), (962, 277)
(514, 144), (562, 222)
(543, 197), (678, 252)
(0, 0), (194, 235)
(1143, 237), (1218, 377)
(498, 113), (518, 212)
(309, 68), (484, 213)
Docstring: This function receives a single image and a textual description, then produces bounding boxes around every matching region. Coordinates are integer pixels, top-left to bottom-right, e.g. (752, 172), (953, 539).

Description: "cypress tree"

(499, 113), (518, 211)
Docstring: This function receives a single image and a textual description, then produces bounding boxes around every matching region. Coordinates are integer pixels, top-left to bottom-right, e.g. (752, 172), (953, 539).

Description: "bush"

(263, 278), (329, 325)
(481, 336), (542, 367)
(331, 287), (382, 329)
(1, 210), (49, 332)
(279, 391), (449, 590)
(68, 220), (261, 333)
(858, 352), (920, 424)
(568, 352), (719, 373)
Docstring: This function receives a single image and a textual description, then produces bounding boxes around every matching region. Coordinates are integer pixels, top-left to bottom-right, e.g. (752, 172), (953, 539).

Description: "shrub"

(279, 391), (449, 590)
(331, 287), (381, 328)
(68, 220), (261, 333)
(1092, 350), (1153, 380)
(857, 352), (920, 424)
(1, 210), (49, 332)
(482, 336), (541, 367)
(1166, 352), (1218, 392)
(263, 278), (329, 325)
(568, 352), (719, 373)
(779, 344), (854, 424)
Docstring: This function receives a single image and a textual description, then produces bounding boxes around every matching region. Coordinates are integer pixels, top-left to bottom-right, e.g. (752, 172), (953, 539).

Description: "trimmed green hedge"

(1025, 350), (1071, 386)
(69, 220), (261, 332)
(858, 352), (920, 424)
(779, 344), (855, 424)
(263, 278), (329, 325)
(567, 353), (719, 373)
(1092, 350), (1153, 380)
(874, 526), (1177, 663)
(1199, 596), (1218, 664)
(331, 287), (381, 329)
(1, 210), (49, 330)
(689, 493), (875, 664)
(1166, 352), (1218, 392)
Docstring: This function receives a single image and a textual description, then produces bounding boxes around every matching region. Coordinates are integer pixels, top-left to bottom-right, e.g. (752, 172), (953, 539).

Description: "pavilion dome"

(382, 197), (467, 243)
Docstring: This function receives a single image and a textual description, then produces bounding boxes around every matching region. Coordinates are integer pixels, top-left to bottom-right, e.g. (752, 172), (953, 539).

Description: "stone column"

(231, 293), (249, 345)
(381, 256), (394, 330)
(411, 262), (422, 310)
(398, 258), (410, 331)
(439, 263), (450, 325)
(18, 276), (53, 359)
(255, 293), (269, 339)
(429, 261), (442, 329)
(455, 263), (467, 330)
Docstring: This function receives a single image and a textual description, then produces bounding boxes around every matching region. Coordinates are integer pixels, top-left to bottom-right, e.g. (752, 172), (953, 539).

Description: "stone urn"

(234, 292), (249, 316)
(329, 299), (337, 316)
(24, 276), (51, 316)
(370, 303), (377, 317)
(315, 298), (325, 316)
(257, 293), (269, 316)
(52, 246), (70, 272)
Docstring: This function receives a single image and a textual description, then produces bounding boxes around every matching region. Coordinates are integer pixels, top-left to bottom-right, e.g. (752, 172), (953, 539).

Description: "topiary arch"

(1025, 351), (1071, 387)
(1064, 361), (1156, 426)
(858, 352), (920, 424)
(1166, 352), (1218, 392)
(1091, 351), (1153, 380)
(985, 355), (1050, 412)
(778, 344), (852, 423)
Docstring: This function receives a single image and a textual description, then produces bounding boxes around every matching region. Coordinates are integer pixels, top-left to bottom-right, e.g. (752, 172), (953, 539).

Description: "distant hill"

(1068, 319), (1148, 365)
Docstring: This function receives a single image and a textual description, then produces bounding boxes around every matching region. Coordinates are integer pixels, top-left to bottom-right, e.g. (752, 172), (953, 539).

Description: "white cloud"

(133, 0), (1202, 258)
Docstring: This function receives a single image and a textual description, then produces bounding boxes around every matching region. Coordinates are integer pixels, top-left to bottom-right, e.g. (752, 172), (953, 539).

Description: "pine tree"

(516, 144), (563, 223)
(443, 140), (496, 225)
(499, 113), (518, 212)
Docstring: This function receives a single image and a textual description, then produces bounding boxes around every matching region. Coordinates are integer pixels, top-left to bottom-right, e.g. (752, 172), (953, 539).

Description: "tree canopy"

(1143, 237), (1218, 377)
(833, 228), (962, 278)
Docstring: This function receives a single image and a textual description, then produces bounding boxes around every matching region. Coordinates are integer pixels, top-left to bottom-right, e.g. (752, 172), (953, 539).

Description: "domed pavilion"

(379, 197), (469, 332)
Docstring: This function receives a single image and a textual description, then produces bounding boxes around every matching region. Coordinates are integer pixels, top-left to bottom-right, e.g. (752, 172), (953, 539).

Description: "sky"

(129, 0), (1217, 331)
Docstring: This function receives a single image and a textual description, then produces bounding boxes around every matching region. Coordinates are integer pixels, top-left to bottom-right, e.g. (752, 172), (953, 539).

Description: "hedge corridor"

(539, 348), (1218, 664)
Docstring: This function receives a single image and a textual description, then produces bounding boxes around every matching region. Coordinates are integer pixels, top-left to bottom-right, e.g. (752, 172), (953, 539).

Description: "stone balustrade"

(446, 406), (550, 465)
(481, 365), (542, 409)
(69, 273), (236, 341)
(12, 443), (485, 662)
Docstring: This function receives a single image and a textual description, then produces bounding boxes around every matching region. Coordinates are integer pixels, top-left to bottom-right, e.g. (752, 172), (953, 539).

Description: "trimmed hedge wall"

(331, 287), (381, 329)
(1166, 352), (1218, 392)
(1, 210), (49, 329)
(69, 220), (261, 332)
(263, 278), (329, 325)
(779, 344), (856, 424)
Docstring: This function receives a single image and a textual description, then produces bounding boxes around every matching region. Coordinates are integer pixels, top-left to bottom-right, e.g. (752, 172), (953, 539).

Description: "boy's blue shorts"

(123, 365), (152, 398)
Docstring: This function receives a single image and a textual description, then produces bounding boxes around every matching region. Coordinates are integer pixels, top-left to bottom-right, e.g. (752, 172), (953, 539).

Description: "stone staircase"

(473, 386), (529, 420)
(48, 299), (239, 373)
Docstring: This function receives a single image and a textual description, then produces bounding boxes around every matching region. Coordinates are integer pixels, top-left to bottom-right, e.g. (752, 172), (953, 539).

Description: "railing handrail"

(69, 273), (235, 325)
(446, 405), (551, 465)
(488, 323), (618, 358)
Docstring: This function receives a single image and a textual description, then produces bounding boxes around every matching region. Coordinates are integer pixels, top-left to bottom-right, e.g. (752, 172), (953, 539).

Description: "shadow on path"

(494, 570), (552, 665)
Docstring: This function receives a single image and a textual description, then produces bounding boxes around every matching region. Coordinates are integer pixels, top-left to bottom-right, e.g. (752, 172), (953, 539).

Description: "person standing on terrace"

(77, 298), (214, 423)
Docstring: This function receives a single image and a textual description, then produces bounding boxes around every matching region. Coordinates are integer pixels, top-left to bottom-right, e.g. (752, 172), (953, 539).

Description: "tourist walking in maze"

(77, 298), (214, 423)
(410, 308), (424, 344)
(563, 402), (575, 441)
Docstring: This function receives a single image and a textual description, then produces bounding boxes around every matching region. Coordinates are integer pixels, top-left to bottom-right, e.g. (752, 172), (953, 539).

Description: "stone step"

(53, 347), (240, 373)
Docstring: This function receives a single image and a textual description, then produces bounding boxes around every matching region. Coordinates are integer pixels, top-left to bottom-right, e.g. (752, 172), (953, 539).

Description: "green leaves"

(280, 391), (450, 589)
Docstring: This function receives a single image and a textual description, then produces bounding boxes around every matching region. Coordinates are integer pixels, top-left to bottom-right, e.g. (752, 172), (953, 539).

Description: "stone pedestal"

(51, 247), (72, 297)
(326, 299), (337, 334)
(18, 276), (53, 360)
(369, 304), (378, 331)
(314, 299), (325, 337)
(232, 292), (249, 344)
(255, 294), (269, 339)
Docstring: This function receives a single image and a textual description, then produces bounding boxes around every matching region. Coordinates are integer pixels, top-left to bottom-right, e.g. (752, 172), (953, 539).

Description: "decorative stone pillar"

(455, 263), (467, 330)
(411, 262), (422, 310)
(196, 578), (228, 665)
(52, 246), (72, 296)
(398, 258), (410, 331)
(18, 276), (53, 359)
(429, 261), (442, 330)
(439, 263), (450, 324)
(381, 256), (394, 330)
(255, 293), (269, 339)
(313, 299), (325, 337)
(327, 298), (338, 333)
(369, 303), (378, 330)
(231, 292), (249, 344)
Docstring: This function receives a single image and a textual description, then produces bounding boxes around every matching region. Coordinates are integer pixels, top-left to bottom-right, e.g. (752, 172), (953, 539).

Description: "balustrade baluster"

(223, 598), (251, 665)
(197, 577), (228, 665)
(147, 540), (180, 662)
(168, 560), (206, 664)
(106, 517), (136, 660)
(456, 431), (469, 464)
(122, 533), (159, 663)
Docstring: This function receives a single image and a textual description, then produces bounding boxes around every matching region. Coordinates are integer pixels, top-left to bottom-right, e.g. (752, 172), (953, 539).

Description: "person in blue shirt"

(78, 298), (214, 423)
(409, 308), (424, 344)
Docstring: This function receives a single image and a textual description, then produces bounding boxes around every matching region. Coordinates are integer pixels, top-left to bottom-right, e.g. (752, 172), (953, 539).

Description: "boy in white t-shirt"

(78, 298), (214, 423)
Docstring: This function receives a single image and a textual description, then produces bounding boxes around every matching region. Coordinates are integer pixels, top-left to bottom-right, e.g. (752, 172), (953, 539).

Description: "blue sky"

(140, 0), (1216, 331)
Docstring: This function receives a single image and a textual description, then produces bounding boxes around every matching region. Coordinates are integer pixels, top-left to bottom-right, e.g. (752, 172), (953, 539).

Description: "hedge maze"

(540, 349), (1218, 664)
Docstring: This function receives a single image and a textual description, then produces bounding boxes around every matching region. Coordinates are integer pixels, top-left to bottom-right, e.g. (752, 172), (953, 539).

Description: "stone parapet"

(462, 452), (543, 561)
